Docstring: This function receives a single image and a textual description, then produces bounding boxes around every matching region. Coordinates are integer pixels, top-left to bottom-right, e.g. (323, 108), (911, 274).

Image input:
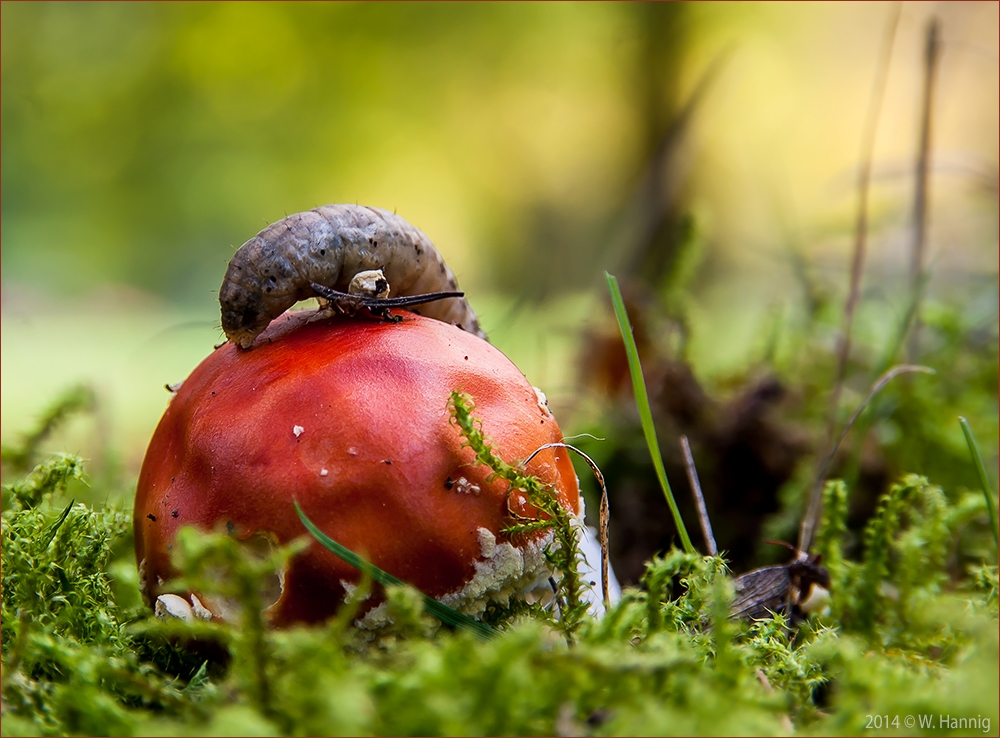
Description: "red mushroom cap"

(134, 310), (580, 626)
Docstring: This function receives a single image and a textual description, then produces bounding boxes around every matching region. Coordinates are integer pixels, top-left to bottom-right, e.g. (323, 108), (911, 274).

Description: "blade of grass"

(959, 417), (999, 552)
(40, 499), (75, 549)
(605, 271), (695, 554)
(294, 501), (496, 640)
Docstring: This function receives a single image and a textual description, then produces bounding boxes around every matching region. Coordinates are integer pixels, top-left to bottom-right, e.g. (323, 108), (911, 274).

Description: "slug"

(219, 204), (484, 348)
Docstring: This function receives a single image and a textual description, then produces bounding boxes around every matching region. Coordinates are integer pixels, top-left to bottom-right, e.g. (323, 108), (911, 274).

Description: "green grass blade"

(40, 499), (75, 549)
(959, 417), (999, 553)
(294, 501), (496, 640)
(605, 272), (695, 554)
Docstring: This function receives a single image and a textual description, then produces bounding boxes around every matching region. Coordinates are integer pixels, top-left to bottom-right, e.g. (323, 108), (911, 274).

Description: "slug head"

(220, 288), (270, 349)
(219, 252), (278, 349)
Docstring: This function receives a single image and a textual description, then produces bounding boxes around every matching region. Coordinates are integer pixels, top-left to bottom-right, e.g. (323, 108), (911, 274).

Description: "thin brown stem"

(812, 3), (901, 557)
(524, 441), (611, 611)
(828, 2), (901, 438)
(680, 435), (716, 556)
(907, 17), (941, 363)
(599, 480), (610, 610)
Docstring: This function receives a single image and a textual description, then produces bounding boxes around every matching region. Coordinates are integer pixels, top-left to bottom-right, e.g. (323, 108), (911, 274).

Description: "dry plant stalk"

(524, 442), (612, 610)
(680, 435), (717, 556)
(907, 17), (941, 362)
(828, 2), (901, 438)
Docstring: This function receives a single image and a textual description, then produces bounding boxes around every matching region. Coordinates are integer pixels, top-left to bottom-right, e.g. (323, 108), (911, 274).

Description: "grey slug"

(220, 204), (485, 348)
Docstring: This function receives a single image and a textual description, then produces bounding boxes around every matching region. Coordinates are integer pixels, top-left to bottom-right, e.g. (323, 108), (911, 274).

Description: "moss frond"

(448, 390), (588, 639)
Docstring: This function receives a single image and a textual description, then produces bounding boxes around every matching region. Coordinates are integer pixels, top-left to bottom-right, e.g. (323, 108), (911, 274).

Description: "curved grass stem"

(605, 272), (695, 554)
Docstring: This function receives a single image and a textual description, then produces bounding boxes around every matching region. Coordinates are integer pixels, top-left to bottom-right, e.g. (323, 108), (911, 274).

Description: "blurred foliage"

(2, 2), (682, 303)
(5, 3), (992, 308)
(1, 384), (95, 477)
(569, 248), (997, 578)
(3, 3), (996, 476)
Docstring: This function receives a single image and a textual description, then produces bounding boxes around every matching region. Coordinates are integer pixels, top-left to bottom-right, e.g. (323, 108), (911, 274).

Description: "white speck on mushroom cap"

(532, 386), (552, 416)
(453, 476), (481, 496)
(320, 468), (329, 476)
(293, 425), (305, 437)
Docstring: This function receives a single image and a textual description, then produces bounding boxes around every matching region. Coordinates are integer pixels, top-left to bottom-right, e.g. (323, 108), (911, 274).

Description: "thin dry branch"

(680, 435), (716, 556)
(907, 17), (941, 363)
(828, 2), (901, 437)
(524, 442), (611, 610)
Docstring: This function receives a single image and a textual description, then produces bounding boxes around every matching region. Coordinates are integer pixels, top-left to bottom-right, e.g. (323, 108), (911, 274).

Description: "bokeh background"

(3, 2), (997, 566)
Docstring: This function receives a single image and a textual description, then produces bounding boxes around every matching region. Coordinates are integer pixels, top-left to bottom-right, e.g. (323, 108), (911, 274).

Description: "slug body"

(220, 205), (484, 348)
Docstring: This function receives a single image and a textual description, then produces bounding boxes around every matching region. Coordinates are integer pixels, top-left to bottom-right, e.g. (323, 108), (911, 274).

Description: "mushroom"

(134, 309), (581, 627)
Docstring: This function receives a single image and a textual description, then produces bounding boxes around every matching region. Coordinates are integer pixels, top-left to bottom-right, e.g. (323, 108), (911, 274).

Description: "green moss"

(449, 390), (589, 639)
(2, 385), (997, 736)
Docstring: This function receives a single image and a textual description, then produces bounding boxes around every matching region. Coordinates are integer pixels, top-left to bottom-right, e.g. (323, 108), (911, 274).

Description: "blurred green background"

(2, 2), (997, 481)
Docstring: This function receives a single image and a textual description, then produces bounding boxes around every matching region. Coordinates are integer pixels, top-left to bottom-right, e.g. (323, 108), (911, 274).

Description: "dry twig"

(525, 442), (611, 610)
(907, 17), (941, 362)
(680, 435), (716, 556)
(828, 2), (901, 438)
